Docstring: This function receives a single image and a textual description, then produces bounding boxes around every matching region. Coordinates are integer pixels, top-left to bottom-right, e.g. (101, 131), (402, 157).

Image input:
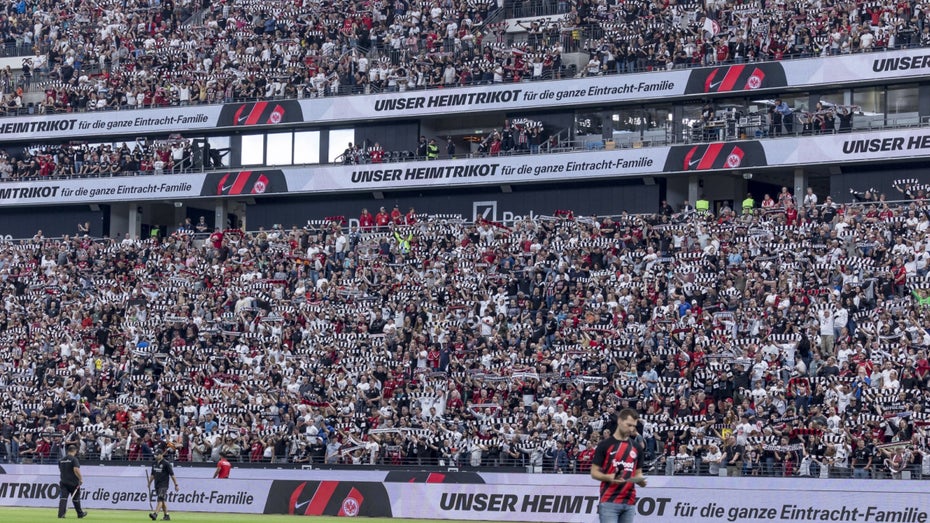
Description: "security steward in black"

(148, 448), (180, 521)
(58, 445), (87, 518)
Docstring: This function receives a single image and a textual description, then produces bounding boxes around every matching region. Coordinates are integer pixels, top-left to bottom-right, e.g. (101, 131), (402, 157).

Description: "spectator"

(416, 137), (428, 160)
(838, 108), (854, 133)
(2, 189), (930, 477)
(774, 98), (794, 135)
(374, 206), (391, 228)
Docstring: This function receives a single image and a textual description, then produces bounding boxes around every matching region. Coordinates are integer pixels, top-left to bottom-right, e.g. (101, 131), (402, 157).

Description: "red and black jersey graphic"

(217, 100), (303, 127)
(263, 480), (392, 517)
(200, 170), (287, 196)
(664, 141), (767, 172)
(684, 62), (787, 94)
(592, 437), (644, 505)
(384, 471), (486, 484)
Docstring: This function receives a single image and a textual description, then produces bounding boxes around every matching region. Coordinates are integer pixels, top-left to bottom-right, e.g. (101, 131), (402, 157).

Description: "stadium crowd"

(569, 0), (930, 75)
(0, 138), (201, 180)
(2, 183), (930, 479)
(0, 0), (925, 112)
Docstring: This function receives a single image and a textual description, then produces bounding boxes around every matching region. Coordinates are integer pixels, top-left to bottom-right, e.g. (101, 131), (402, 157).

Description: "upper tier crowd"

(0, 139), (200, 181)
(3, 182), (930, 478)
(0, 0), (925, 112)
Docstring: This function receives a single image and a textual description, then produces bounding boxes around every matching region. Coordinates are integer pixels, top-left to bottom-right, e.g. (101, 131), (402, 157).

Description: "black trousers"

(58, 482), (83, 517)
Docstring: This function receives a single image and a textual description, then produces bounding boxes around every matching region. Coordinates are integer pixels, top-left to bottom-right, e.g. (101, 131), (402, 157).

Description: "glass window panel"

(208, 136), (230, 151)
(816, 90), (848, 109)
(204, 136), (230, 169)
(853, 87), (884, 114)
(266, 133), (293, 166)
(644, 107), (671, 131)
(241, 134), (264, 166)
(852, 87), (885, 129)
(640, 106), (672, 144)
(680, 102), (704, 127)
(887, 85), (918, 124)
(293, 131), (320, 165)
(608, 107), (672, 144)
(328, 129), (355, 163)
(610, 111), (639, 133)
(574, 112), (602, 136)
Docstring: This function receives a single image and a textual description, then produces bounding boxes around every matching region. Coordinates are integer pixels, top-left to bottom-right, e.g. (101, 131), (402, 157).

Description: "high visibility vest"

(394, 232), (413, 253)
(426, 144), (439, 160)
(695, 199), (710, 212)
(742, 197), (755, 211)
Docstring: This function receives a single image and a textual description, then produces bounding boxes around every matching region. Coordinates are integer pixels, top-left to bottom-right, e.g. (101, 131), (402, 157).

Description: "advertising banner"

(664, 141), (768, 172)
(216, 100), (304, 128)
(0, 468), (926, 522)
(0, 175), (204, 206)
(0, 128), (929, 207)
(0, 168), (285, 206)
(0, 49), (928, 142)
(200, 169), (288, 197)
(684, 62), (787, 94)
(385, 477), (930, 523)
(299, 148), (667, 193)
(764, 128), (930, 167)
(0, 473), (269, 513)
(0, 105), (223, 142)
(262, 480), (393, 517)
(330, 74), (685, 120)
(0, 150), (667, 206)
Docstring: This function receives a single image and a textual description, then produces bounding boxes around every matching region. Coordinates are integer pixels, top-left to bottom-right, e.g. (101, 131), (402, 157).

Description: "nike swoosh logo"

(238, 115), (249, 124)
(688, 159), (701, 168)
(221, 184), (234, 192)
(709, 80), (723, 89)
(294, 499), (311, 510)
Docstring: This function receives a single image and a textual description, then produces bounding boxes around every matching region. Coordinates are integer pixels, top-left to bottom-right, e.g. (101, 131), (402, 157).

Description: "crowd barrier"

(0, 466), (927, 522)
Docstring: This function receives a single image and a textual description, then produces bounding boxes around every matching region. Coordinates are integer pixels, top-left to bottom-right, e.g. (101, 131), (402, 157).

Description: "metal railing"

(5, 452), (927, 479)
(504, 0), (573, 19)
(0, 44), (40, 58)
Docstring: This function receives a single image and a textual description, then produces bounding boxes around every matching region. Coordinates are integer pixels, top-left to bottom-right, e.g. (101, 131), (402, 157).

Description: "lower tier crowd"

(2, 186), (930, 478)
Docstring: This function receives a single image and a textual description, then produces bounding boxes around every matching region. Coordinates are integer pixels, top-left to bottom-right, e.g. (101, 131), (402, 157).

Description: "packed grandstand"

(0, 0), (925, 117)
(0, 0), (922, 181)
(1, 185), (930, 480)
(0, 0), (928, 485)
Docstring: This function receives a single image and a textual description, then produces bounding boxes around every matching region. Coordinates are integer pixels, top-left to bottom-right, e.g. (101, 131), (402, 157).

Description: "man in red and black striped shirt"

(591, 408), (647, 523)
